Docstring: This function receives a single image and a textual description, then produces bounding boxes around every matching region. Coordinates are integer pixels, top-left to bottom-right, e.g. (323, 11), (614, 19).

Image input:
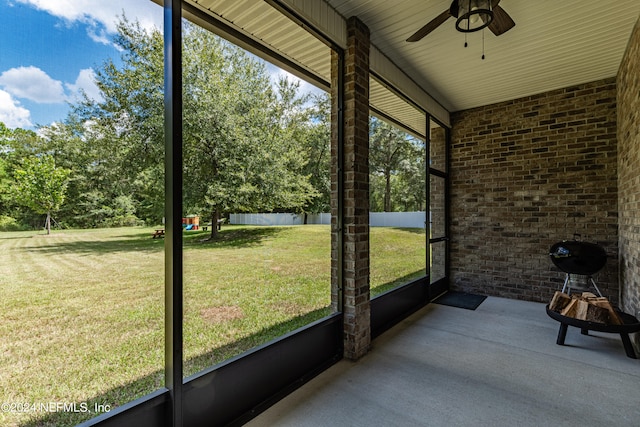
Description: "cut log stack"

(549, 291), (622, 325)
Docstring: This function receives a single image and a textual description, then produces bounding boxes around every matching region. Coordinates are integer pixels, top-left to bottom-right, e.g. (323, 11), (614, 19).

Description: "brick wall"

(618, 17), (640, 318)
(430, 125), (447, 282)
(450, 78), (618, 303)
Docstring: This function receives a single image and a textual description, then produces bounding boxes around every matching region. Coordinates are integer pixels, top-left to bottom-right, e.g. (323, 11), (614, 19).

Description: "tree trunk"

(210, 209), (219, 239)
(45, 212), (51, 235)
(384, 170), (392, 212)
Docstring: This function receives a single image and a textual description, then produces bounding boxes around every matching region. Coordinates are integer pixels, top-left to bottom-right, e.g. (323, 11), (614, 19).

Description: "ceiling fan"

(406, 0), (515, 42)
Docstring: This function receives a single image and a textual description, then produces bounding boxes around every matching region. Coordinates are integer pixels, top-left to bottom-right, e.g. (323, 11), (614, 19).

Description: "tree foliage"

(0, 17), (339, 232)
(70, 17), (166, 225)
(369, 117), (425, 212)
(300, 93), (331, 214)
(13, 155), (71, 233)
(1, 15), (440, 230)
(0, 123), (44, 225)
(180, 26), (317, 236)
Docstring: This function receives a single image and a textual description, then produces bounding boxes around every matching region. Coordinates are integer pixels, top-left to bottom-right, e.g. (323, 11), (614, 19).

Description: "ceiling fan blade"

(488, 5), (515, 36)
(406, 9), (451, 42)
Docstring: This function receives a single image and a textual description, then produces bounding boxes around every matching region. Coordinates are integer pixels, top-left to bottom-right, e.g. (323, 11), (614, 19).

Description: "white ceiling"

(326, 0), (640, 112)
(185, 0), (639, 129)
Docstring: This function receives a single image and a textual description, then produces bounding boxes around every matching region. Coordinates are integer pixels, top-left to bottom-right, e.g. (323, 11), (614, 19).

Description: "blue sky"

(0, 0), (163, 129)
(0, 0), (322, 130)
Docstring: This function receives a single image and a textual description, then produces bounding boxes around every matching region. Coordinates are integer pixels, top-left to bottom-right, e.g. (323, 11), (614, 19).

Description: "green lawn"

(0, 225), (425, 427)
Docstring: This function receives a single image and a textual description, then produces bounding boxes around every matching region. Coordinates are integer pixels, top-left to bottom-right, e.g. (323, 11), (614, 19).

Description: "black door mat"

(433, 291), (487, 310)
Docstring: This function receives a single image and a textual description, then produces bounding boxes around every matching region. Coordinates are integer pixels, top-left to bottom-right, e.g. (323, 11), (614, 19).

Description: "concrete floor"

(246, 296), (640, 427)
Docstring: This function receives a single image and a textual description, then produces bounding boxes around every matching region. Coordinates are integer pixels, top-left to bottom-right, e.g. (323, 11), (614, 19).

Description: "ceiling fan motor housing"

(455, 0), (494, 33)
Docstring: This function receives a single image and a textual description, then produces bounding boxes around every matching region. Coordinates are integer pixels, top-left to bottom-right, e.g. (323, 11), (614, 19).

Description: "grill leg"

(589, 277), (603, 297)
(620, 333), (637, 359)
(561, 274), (570, 294)
(556, 323), (568, 345)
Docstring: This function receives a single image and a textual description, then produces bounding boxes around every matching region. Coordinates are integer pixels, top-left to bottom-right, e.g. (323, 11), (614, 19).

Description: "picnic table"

(152, 229), (165, 239)
(202, 218), (226, 231)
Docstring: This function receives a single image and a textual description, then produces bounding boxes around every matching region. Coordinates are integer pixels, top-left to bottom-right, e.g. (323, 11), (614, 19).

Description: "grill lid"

(549, 238), (607, 276)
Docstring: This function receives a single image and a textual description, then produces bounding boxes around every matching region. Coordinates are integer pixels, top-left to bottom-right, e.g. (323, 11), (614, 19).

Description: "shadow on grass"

(0, 235), (34, 241)
(19, 226), (285, 256)
(22, 305), (332, 427)
(21, 233), (164, 256)
(388, 227), (427, 235)
(183, 225), (286, 249)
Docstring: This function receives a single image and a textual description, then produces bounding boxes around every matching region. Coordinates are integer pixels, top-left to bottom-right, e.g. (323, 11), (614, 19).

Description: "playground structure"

(182, 215), (200, 230)
(152, 216), (200, 238)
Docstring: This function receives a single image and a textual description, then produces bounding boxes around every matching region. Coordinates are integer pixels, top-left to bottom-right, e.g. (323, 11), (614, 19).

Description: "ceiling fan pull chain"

(464, 32), (468, 48)
(482, 28), (486, 59)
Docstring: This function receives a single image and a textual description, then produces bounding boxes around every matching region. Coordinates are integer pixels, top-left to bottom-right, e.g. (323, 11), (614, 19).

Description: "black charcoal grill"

(549, 236), (607, 296)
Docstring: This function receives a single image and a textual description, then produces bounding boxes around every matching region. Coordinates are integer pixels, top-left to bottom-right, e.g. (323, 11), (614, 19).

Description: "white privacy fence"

(229, 213), (330, 226)
(229, 212), (425, 228)
(370, 211), (426, 228)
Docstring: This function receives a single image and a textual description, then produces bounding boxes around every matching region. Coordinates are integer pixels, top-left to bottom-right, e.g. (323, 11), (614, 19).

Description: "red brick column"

(331, 16), (371, 360)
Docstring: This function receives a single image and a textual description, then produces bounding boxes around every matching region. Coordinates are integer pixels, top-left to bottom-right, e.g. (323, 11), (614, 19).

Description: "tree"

(13, 155), (71, 234)
(369, 117), (423, 212)
(0, 156), (11, 215)
(180, 25), (316, 238)
(0, 122), (45, 224)
(68, 16), (165, 226)
(0, 123), (14, 214)
(394, 141), (426, 211)
(299, 93), (331, 217)
(62, 18), (318, 236)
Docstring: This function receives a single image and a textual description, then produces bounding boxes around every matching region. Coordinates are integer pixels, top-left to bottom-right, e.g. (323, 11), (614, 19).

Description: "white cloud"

(14, 0), (163, 43)
(0, 66), (66, 104)
(0, 89), (32, 129)
(66, 68), (103, 103)
(86, 24), (112, 45)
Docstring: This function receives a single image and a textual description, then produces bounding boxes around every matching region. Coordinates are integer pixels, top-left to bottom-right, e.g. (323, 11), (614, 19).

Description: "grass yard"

(0, 225), (425, 427)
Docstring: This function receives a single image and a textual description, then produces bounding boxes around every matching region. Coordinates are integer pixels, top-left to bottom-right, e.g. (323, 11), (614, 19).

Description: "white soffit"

(184, 0), (451, 130)
(370, 77), (426, 138)
(369, 45), (449, 127)
(186, 0), (332, 90)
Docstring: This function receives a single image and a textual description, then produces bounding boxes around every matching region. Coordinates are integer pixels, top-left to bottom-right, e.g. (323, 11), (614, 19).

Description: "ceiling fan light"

(455, 0), (493, 33)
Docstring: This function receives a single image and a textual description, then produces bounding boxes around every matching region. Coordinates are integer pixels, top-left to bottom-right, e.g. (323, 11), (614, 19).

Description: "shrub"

(0, 215), (26, 231)
(101, 215), (145, 228)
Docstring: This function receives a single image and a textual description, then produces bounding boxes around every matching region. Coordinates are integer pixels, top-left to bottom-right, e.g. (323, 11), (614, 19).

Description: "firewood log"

(590, 299), (623, 325)
(561, 299), (578, 317)
(549, 291), (572, 312)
